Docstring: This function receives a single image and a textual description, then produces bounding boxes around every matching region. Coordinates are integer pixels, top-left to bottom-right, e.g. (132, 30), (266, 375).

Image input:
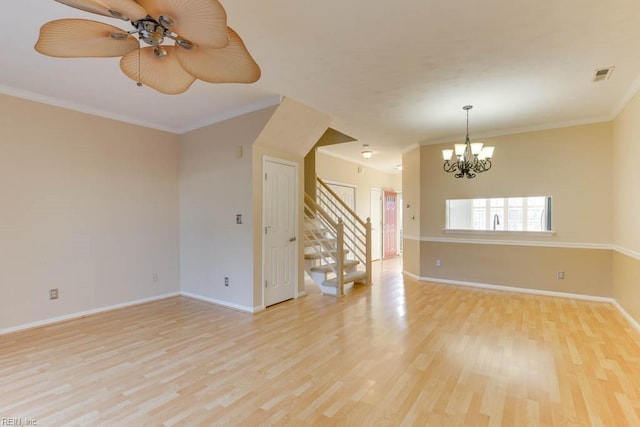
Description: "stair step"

(305, 237), (336, 247)
(304, 249), (350, 260)
(310, 260), (359, 273)
(322, 271), (367, 288)
(305, 229), (329, 238)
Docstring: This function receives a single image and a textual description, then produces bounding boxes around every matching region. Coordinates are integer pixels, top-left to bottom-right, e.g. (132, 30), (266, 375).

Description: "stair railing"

(316, 177), (372, 286)
(304, 193), (345, 294)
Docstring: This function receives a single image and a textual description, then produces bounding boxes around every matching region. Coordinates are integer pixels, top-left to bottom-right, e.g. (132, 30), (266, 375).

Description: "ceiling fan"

(35, 0), (261, 94)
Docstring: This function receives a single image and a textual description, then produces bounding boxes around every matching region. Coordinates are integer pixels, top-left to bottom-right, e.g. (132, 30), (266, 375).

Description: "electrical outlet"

(236, 214), (242, 224)
(49, 288), (59, 300)
(225, 277), (229, 287)
(152, 273), (159, 282)
(557, 271), (565, 280)
(436, 259), (441, 267)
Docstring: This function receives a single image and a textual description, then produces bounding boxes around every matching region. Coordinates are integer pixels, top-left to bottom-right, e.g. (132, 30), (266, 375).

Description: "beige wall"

(404, 122), (614, 298)
(612, 93), (640, 253)
(402, 146), (421, 275)
(315, 151), (402, 221)
(420, 123), (613, 244)
(612, 252), (640, 321)
(180, 107), (277, 311)
(253, 97), (331, 158)
(612, 92), (640, 323)
(419, 242), (611, 297)
(0, 94), (180, 331)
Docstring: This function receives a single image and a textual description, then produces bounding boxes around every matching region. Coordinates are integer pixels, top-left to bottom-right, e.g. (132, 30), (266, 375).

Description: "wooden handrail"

(304, 193), (338, 231)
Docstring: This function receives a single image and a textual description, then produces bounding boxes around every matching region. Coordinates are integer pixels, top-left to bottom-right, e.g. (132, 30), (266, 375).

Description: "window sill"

(443, 229), (556, 237)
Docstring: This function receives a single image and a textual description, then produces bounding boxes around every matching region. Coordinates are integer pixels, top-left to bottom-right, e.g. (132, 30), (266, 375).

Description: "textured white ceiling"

(3, 0), (640, 173)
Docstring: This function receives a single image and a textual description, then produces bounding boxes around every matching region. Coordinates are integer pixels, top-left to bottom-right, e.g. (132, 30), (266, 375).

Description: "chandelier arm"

(479, 159), (492, 173)
(443, 160), (459, 173)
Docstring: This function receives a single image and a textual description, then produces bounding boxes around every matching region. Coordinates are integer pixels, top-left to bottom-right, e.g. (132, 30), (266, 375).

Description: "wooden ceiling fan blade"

(55, 0), (147, 21)
(120, 46), (196, 94)
(137, 0), (228, 48)
(174, 27), (260, 83)
(35, 19), (139, 58)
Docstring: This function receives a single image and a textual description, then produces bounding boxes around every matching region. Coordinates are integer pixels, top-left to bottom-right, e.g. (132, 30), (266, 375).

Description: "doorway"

(263, 158), (298, 307)
(383, 191), (398, 259)
(370, 188), (382, 261)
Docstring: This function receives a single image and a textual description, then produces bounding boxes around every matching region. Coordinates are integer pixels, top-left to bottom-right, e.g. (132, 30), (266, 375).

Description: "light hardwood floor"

(1, 258), (640, 426)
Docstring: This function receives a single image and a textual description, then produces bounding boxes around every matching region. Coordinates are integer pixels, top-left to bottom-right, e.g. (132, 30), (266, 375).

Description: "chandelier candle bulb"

(482, 146), (495, 158)
(470, 142), (484, 155)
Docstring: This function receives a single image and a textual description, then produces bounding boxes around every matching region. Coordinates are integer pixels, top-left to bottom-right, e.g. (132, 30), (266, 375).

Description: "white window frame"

(445, 196), (552, 233)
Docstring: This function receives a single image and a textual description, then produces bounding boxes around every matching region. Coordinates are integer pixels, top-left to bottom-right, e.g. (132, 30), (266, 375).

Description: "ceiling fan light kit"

(35, 0), (261, 94)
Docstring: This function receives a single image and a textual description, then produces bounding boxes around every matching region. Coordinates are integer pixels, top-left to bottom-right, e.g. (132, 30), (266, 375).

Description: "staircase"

(303, 177), (372, 296)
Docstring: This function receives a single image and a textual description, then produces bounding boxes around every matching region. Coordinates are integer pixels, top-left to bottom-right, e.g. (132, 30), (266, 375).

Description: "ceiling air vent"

(593, 66), (615, 82)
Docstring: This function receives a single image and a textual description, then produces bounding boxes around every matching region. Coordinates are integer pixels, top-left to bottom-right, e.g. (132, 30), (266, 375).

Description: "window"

(446, 196), (552, 232)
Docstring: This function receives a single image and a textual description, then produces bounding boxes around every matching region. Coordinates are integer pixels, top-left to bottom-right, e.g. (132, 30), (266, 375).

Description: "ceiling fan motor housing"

(134, 17), (171, 46)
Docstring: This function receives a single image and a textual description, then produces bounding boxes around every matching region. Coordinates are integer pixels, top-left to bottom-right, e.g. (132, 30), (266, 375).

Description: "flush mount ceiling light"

(35, 0), (261, 95)
(442, 105), (495, 179)
(361, 144), (373, 159)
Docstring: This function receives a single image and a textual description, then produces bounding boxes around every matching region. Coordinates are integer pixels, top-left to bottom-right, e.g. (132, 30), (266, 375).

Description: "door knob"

(289, 237), (297, 242)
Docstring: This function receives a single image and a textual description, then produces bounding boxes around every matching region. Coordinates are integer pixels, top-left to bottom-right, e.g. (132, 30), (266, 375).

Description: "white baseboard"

(181, 292), (261, 314)
(402, 271), (614, 303)
(0, 292), (181, 335)
(611, 301), (640, 334)
(297, 291), (307, 298)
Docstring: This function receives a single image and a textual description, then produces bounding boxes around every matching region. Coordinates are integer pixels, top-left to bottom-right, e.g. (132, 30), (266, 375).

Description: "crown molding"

(418, 116), (612, 146)
(400, 143), (420, 154)
(0, 84), (282, 135)
(610, 75), (640, 120)
(0, 84), (178, 133)
(175, 96), (282, 134)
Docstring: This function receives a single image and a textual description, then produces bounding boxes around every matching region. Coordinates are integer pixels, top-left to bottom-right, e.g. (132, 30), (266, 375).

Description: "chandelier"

(442, 106), (495, 179)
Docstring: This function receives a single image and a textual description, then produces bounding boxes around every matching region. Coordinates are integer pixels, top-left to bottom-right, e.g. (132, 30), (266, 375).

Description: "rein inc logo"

(1, 418), (38, 426)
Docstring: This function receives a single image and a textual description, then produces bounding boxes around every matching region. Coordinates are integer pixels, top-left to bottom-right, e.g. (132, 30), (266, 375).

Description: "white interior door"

(326, 183), (355, 212)
(264, 159), (297, 307)
(370, 188), (382, 261)
(397, 192), (403, 254)
(383, 191), (398, 258)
